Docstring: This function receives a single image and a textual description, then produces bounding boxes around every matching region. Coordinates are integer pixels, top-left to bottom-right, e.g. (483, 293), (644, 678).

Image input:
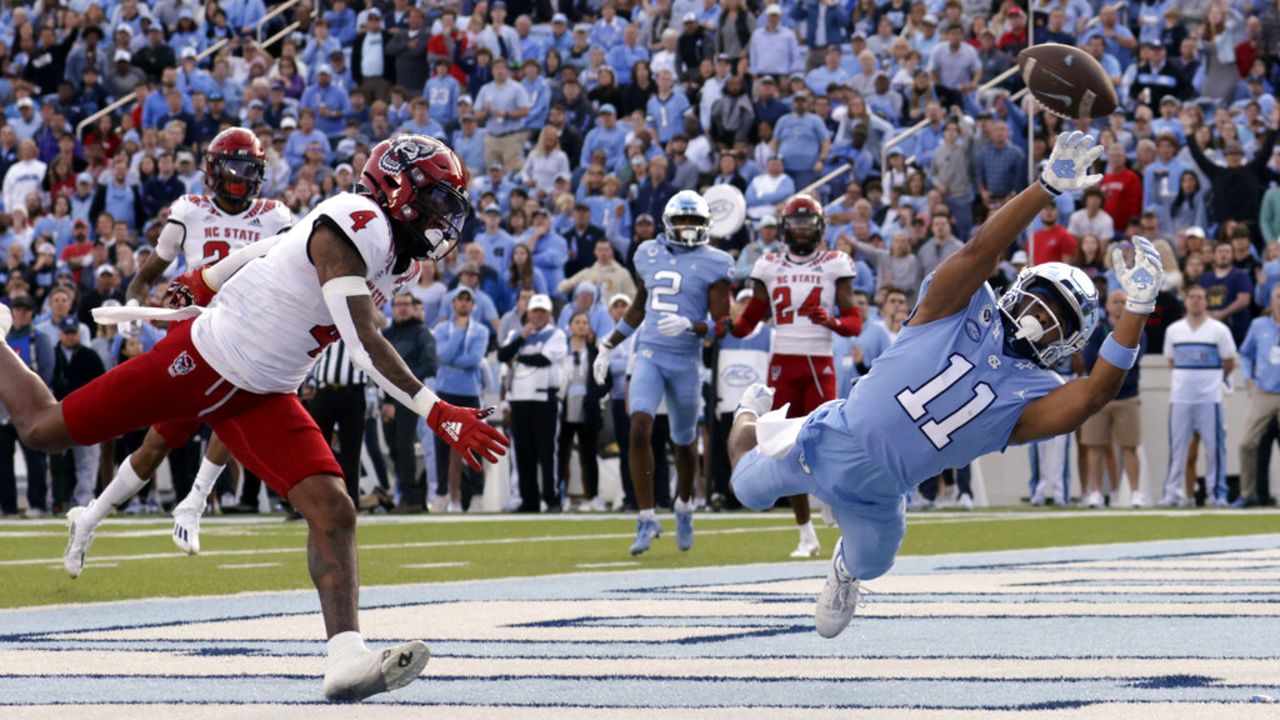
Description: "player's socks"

(638, 508), (656, 522)
(82, 455), (148, 527)
(185, 459), (225, 510)
(790, 521), (821, 558)
(323, 631), (430, 702)
(674, 498), (694, 551)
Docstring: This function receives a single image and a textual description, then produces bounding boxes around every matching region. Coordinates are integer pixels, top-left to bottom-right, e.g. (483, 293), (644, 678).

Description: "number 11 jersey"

(801, 275), (1064, 495)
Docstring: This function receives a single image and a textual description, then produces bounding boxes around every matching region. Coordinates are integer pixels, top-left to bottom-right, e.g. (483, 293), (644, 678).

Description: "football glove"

(593, 342), (613, 386)
(1040, 131), (1104, 196)
(1111, 235), (1165, 314)
(165, 268), (217, 309)
(426, 401), (510, 473)
(656, 313), (693, 337)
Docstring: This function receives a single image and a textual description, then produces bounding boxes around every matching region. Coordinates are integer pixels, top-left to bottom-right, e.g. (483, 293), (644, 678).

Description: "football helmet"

(359, 135), (471, 261)
(204, 128), (266, 206)
(662, 190), (711, 247)
(998, 262), (1099, 367)
(781, 193), (825, 256)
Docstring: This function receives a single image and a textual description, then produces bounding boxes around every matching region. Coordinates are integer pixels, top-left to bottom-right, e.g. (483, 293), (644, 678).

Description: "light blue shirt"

(426, 75), (461, 126)
(1241, 316), (1280, 393)
(646, 91), (692, 144)
(474, 229), (516, 271)
(805, 66), (851, 96)
(580, 124), (628, 171)
(475, 79), (531, 136)
(522, 76), (552, 132)
(299, 83), (351, 137)
(607, 43), (650, 84)
(774, 112), (829, 171)
(748, 26), (802, 77)
(452, 128), (487, 171)
(433, 318), (490, 397)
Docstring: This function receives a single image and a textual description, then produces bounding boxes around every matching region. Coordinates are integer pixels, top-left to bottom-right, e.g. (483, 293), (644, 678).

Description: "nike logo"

(1038, 91), (1072, 107)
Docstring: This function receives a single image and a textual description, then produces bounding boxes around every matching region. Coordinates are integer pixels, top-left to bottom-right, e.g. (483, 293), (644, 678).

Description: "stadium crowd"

(3, 0), (1280, 520)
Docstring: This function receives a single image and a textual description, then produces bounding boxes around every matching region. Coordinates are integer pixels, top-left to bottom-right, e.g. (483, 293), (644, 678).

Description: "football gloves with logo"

(426, 401), (509, 473)
(1111, 235), (1165, 314)
(165, 268), (218, 309)
(656, 313), (694, 337)
(1039, 131), (1104, 196)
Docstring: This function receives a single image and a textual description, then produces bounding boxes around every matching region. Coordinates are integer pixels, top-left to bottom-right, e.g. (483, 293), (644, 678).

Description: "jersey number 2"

(650, 270), (683, 313)
(772, 286), (822, 325)
(895, 354), (995, 450)
(203, 241), (230, 263)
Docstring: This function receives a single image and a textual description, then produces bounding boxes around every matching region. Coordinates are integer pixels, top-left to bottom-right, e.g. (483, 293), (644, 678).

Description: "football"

(1016, 43), (1119, 121)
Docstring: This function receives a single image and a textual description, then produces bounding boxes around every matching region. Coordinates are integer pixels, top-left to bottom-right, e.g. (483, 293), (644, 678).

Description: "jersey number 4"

(349, 210), (377, 232)
(895, 354), (995, 450)
(772, 286), (822, 325)
(307, 324), (340, 357)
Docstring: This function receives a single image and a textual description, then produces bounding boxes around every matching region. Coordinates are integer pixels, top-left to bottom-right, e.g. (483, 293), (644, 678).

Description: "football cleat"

(815, 537), (863, 638)
(675, 503), (694, 552)
(629, 516), (661, 555)
(323, 640), (430, 702)
(172, 501), (204, 555)
(64, 506), (97, 579)
(790, 536), (821, 559)
(956, 493), (975, 511)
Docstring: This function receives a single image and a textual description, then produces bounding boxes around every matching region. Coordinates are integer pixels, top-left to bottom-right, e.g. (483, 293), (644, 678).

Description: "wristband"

(1038, 176), (1062, 197)
(616, 318), (636, 339)
(1099, 333), (1140, 370)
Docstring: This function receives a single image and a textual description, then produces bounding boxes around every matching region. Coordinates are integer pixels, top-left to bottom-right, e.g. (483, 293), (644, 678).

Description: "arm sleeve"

(1186, 135), (1218, 178)
(202, 232), (287, 290)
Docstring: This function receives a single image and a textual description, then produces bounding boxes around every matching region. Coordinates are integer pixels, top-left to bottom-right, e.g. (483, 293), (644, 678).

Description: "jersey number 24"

(895, 354), (995, 450)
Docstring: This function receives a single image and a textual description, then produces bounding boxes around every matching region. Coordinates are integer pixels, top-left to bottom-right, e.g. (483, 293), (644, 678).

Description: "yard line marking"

(401, 562), (470, 570)
(43, 563), (116, 571)
(217, 563), (284, 570)
(576, 562), (642, 569)
(0, 526), (801, 568)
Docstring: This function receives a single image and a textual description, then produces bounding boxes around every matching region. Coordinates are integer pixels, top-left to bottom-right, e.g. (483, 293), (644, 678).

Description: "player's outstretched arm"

(311, 225), (508, 470)
(910, 131), (1103, 327)
(1009, 236), (1163, 444)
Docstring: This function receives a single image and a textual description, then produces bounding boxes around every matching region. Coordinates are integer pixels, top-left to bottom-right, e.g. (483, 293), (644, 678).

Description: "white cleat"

(957, 493), (975, 511)
(815, 537), (863, 638)
(323, 640), (430, 702)
(172, 501), (203, 555)
(790, 536), (822, 559)
(1130, 491), (1146, 509)
(734, 383), (776, 421)
(64, 506), (96, 579)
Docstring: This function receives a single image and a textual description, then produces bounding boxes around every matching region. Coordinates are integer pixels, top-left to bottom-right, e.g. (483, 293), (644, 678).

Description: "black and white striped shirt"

(312, 340), (368, 387)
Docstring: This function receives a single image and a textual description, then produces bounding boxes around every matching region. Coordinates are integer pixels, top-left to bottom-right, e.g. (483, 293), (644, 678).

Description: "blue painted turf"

(0, 534), (1277, 711)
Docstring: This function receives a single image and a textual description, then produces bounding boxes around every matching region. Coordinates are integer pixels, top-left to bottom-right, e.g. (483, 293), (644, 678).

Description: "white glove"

(593, 342), (613, 386)
(118, 299), (142, 338)
(656, 312), (693, 337)
(1111, 235), (1164, 314)
(1040, 131), (1104, 195)
(734, 382), (776, 421)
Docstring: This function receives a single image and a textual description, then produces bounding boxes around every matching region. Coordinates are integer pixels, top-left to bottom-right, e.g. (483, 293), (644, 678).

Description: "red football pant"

(61, 321), (341, 497)
(767, 353), (836, 419)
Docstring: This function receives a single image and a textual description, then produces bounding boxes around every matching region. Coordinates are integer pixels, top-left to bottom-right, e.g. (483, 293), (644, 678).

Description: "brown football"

(1016, 43), (1119, 121)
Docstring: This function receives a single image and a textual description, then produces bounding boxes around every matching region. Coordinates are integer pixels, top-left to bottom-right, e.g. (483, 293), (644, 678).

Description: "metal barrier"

(257, 0), (305, 43)
(75, 37), (229, 141)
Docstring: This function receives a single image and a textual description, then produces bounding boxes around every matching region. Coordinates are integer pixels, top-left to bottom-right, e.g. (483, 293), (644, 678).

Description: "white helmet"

(662, 190), (711, 247)
(998, 262), (1100, 367)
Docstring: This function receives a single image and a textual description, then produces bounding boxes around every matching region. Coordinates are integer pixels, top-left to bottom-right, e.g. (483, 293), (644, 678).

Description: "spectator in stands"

(1187, 113), (1278, 240)
(1238, 283), (1280, 507)
(499, 292), (566, 512)
(976, 120), (1025, 207)
(749, 4), (802, 78)
(1202, 239), (1256, 345)
(772, 90), (829, 190)
(1081, 289), (1148, 508)
(0, 295), (50, 517)
(918, 210), (963, 277)
(558, 310), (604, 510)
(1101, 142), (1143, 235)
(433, 286), (491, 512)
(387, 7), (431, 97)
(558, 237), (637, 300)
(381, 293), (438, 513)
(745, 155), (795, 219)
(50, 314), (105, 509)
(1030, 205), (1077, 265)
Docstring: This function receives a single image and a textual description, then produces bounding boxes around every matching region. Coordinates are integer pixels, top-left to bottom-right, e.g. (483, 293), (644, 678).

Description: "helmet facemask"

(998, 278), (1085, 367)
(667, 214), (709, 246)
(209, 155), (265, 206)
(390, 180), (471, 261)
(783, 213), (822, 256)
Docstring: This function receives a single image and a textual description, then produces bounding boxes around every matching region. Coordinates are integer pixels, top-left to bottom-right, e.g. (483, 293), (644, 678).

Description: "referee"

(308, 339), (369, 504)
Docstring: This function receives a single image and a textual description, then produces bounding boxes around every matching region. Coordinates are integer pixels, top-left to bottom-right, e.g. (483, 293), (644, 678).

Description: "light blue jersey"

(633, 238), (734, 358)
(627, 237), (732, 445)
(732, 274), (1065, 580)
(804, 275), (1064, 496)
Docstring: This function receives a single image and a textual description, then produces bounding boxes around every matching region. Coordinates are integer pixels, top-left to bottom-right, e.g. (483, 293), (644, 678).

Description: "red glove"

(165, 268), (217, 309)
(803, 306), (862, 337)
(427, 401), (511, 473)
(804, 307), (834, 327)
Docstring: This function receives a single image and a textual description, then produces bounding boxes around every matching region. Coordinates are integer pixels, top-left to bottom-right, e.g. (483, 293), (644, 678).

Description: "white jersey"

(191, 193), (420, 395)
(1163, 317), (1237, 405)
(749, 249), (856, 356)
(156, 194), (294, 270)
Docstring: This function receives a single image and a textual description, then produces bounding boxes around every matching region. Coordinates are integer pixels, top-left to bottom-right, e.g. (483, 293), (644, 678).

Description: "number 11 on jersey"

(895, 354), (995, 450)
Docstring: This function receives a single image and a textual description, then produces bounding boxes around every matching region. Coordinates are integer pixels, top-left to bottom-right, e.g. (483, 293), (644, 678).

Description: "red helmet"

(781, 193), (825, 256)
(203, 128), (266, 205)
(359, 134), (471, 261)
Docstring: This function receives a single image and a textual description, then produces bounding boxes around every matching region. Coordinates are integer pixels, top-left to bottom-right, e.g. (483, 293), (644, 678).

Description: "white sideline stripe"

(5, 703), (1280, 720)
(0, 652), (1276, 685)
(0, 526), (800, 568)
(576, 561), (641, 569)
(217, 563), (284, 570)
(43, 563), (116, 571)
(401, 562), (470, 569)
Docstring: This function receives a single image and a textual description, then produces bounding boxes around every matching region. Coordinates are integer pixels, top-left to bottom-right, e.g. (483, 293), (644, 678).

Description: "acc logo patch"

(964, 319), (982, 342)
(980, 305), (995, 326)
(722, 364), (760, 386)
(168, 351), (197, 378)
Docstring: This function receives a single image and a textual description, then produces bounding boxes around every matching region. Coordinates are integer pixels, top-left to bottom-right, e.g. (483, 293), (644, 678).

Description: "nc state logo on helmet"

(781, 193), (824, 256)
(359, 135), (471, 261)
(204, 128), (266, 206)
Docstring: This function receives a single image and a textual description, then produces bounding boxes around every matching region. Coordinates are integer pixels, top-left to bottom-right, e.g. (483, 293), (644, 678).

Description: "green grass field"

(2, 510), (1277, 609)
